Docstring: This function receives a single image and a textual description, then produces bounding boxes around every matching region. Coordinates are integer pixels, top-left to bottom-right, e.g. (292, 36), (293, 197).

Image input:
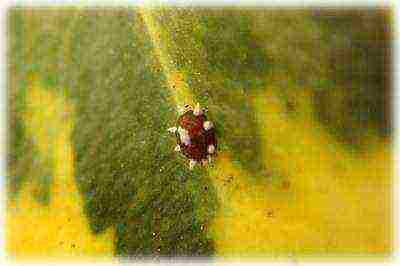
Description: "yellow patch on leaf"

(6, 77), (114, 259)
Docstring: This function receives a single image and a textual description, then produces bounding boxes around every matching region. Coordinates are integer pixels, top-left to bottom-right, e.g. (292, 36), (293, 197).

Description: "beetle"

(168, 103), (217, 170)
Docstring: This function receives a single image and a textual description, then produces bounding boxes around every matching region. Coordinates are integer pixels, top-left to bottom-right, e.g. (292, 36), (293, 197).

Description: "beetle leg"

(167, 126), (177, 133)
(193, 102), (203, 116)
(177, 105), (186, 114)
(189, 159), (197, 170)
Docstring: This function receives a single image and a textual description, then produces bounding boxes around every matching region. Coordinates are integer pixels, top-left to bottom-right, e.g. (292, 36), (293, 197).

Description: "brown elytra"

(175, 109), (217, 163)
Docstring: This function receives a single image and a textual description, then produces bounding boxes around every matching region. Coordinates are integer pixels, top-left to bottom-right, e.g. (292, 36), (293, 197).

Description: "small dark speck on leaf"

(281, 180), (291, 190)
(286, 101), (295, 112)
(71, 244), (76, 248)
(178, 175), (187, 183)
(223, 176), (234, 185)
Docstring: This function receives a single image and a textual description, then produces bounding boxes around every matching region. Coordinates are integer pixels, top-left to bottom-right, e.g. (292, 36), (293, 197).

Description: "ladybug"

(168, 103), (217, 170)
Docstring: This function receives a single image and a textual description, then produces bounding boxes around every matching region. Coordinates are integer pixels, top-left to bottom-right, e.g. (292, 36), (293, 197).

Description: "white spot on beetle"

(203, 121), (213, 131)
(178, 127), (191, 145)
(174, 145), (181, 152)
(207, 144), (215, 154)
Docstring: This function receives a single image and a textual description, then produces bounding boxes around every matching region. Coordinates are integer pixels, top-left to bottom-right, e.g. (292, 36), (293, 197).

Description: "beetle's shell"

(175, 110), (217, 162)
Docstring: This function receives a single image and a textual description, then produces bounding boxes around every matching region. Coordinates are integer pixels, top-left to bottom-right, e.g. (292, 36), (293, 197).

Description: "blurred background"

(7, 7), (392, 259)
